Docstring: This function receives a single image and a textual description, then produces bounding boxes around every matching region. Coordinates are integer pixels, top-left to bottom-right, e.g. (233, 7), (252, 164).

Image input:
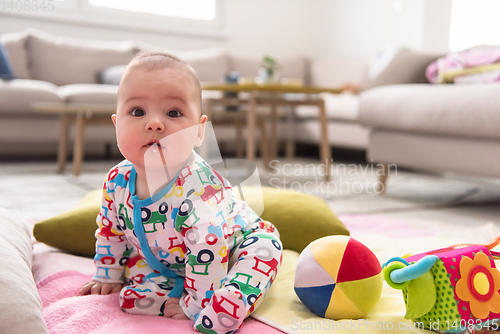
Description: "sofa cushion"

(177, 49), (229, 82)
(310, 57), (368, 88)
(58, 84), (118, 104)
(295, 93), (359, 121)
(362, 49), (442, 91)
(97, 65), (126, 85)
(97, 49), (229, 84)
(227, 54), (259, 78)
(0, 79), (63, 115)
(0, 207), (49, 334)
(228, 54), (308, 83)
(279, 56), (309, 84)
(359, 84), (500, 140)
(27, 29), (136, 86)
(0, 31), (30, 79)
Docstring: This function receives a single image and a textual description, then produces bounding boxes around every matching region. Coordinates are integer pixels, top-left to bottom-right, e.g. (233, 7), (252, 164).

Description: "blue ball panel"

(294, 283), (336, 317)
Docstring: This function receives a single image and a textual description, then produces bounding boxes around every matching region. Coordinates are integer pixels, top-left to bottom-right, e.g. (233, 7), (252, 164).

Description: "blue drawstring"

(128, 166), (185, 299)
(132, 196), (184, 298)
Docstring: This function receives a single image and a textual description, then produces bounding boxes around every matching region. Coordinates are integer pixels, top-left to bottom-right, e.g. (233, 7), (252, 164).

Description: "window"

(88, 0), (216, 21)
(449, 0), (500, 51)
(0, 0), (223, 38)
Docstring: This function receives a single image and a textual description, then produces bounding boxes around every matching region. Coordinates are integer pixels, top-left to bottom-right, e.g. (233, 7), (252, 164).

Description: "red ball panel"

(336, 238), (381, 283)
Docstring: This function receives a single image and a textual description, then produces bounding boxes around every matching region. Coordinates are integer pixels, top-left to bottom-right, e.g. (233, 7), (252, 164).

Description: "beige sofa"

(0, 30), (130, 157)
(359, 83), (500, 188)
(0, 29), (369, 160)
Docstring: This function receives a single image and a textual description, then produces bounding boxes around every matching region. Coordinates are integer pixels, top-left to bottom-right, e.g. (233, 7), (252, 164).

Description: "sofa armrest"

(359, 83), (500, 140)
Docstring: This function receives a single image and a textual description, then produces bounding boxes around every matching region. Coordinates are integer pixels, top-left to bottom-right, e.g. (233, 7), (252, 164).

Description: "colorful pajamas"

(93, 151), (282, 333)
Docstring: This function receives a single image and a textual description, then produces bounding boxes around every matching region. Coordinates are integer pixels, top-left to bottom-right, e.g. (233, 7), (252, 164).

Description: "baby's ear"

(195, 116), (207, 147)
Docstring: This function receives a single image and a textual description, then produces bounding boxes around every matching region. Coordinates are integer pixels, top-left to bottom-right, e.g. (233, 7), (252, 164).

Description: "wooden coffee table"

(32, 84), (342, 179)
(202, 82), (343, 181)
(31, 102), (116, 176)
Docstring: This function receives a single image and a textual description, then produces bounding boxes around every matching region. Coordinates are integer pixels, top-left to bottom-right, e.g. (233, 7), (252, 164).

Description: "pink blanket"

(426, 49), (500, 83)
(37, 270), (283, 334)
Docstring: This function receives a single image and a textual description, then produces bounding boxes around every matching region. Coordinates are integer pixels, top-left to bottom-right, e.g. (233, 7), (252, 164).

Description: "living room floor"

(1, 156), (500, 239)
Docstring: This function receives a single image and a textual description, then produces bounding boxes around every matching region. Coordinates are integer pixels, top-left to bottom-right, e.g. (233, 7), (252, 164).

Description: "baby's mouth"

(145, 140), (165, 149)
(145, 140), (167, 165)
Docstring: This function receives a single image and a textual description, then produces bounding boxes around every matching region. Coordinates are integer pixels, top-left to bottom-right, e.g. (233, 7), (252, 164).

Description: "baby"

(78, 51), (282, 334)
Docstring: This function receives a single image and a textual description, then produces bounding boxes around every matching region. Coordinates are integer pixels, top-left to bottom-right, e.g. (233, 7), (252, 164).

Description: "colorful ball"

(294, 235), (383, 320)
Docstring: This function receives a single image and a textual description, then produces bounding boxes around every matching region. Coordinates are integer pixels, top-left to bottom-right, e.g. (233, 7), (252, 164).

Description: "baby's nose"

(146, 118), (164, 131)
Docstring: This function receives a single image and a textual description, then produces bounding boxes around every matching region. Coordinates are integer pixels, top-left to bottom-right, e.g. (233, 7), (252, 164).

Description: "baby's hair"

(119, 50), (202, 112)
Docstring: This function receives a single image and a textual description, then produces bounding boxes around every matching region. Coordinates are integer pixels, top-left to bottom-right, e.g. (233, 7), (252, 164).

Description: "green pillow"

(33, 187), (349, 257)
(33, 189), (101, 257)
(238, 187), (349, 253)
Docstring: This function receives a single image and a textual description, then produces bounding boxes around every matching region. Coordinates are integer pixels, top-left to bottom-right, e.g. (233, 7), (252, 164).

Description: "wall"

(317, 0), (421, 57)
(422, 0), (452, 53)
(0, 0), (452, 59)
(318, 0), (451, 58)
(223, 0), (322, 58)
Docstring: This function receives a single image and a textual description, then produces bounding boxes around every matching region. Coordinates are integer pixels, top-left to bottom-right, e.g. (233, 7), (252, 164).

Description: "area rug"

(34, 215), (500, 334)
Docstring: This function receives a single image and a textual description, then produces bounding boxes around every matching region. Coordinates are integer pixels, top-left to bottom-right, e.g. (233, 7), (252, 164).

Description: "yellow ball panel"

(336, 272), (383, 315)
(325, 283), (365, 320)
(310, 236), (349, 281)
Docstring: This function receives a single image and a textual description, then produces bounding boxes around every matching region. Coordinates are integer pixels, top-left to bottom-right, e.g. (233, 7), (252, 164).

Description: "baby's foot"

(163, 297), (189, 320)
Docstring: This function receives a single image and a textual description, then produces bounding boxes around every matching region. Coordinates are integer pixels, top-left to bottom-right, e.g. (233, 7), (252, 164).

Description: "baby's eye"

(167, 109), (181, 118)
(131, 108), (145, 117)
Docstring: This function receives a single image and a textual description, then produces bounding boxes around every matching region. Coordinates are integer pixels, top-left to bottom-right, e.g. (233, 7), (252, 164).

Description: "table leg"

(204, 98), (212, 120)
(57, 114), (71, 172)
(318, 99), (331, 181)
(73, 111), (86, 176)
(285, 105), (296, 159)
(270, 104), (278, 160)
(199, 98), (212, 160)
(246, 91), (257, 162)
(236, 121), (244, 159)
(258, 120), (270, 169)
(377, 163), (389, 194)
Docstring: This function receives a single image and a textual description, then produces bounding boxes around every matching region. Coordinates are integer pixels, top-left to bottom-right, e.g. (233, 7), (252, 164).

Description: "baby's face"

(113, 66), (206, 171)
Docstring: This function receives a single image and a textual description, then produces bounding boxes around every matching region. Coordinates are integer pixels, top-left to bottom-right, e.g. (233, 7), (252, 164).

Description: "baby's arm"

(79, 167), (131, 296)
(78, 281), (123, 296)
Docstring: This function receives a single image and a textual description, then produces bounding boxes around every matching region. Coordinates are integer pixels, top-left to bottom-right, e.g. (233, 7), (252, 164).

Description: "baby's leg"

(195, 226), (283, 333)
(120, 254), (177, 316)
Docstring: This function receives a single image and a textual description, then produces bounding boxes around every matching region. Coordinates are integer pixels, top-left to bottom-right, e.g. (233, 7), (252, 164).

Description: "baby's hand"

(163, 297), (189, 320)
(78, 281), (123, 296)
